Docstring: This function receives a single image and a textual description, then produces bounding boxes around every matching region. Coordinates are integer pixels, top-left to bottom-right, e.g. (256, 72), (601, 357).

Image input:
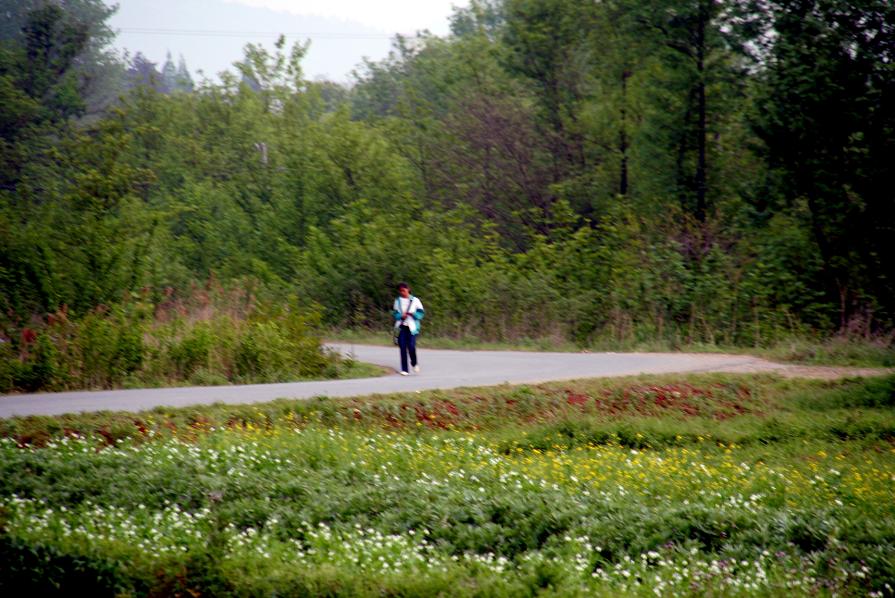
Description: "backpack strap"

(400, 295), (415, 318)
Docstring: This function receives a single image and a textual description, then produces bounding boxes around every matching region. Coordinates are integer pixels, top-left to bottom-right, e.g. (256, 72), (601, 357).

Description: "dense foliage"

(0, 280), (374, 393)
(1, 0), (894, 389)
(1, 374), (893, 595)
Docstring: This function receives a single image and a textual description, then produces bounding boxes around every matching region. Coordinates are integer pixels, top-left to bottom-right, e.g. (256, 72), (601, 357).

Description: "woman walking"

(393, 283), (424, 376)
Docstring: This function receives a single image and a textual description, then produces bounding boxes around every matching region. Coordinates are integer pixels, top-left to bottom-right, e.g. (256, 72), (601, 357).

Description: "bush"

(0, 284), (344, 392)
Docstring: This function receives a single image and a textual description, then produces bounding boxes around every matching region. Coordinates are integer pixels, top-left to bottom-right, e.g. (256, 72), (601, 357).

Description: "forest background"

(1, 0), (893, 392)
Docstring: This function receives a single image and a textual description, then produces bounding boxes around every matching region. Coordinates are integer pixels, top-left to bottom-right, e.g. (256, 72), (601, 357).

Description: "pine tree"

(126, 52), (163, 91)
(175, 54), (194, 92)
(160, 50), (177, 93)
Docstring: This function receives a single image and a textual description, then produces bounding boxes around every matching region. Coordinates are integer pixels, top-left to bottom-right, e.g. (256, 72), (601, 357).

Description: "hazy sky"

(108, 0), (470, 84)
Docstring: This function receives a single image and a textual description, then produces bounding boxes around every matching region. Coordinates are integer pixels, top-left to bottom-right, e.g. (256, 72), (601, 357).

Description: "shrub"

(0, 284), (343, 392)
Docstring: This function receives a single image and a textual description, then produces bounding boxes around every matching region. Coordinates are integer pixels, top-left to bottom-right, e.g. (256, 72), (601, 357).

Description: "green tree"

(624, 0), (756, 221)
(175, 54), (194, 93)
(502, 0), (596, 188)
(750, 0), (895, 330)
(0, 0), (123, 117)
(161, 50), (177, 93)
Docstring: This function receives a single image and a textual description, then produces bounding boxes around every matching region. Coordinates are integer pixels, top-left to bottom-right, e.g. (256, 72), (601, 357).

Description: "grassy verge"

(331, 358), (391, 379)
(327, 329), (583, 353)
(1, 373), (893, 595)
(327, 328), (895, 367)
(1, 288), (391, 393)
(111, 353), (389, 390)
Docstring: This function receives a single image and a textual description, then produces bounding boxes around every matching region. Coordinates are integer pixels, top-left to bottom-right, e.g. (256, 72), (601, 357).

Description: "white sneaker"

(400, 371), (409, 376)
(413, 365), (420, 373)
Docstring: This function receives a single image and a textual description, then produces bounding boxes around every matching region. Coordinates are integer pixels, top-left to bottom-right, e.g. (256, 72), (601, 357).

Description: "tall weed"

(0, 281), (343, 392)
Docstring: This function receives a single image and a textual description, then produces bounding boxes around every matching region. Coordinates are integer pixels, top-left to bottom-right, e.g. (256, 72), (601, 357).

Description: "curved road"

(0, 343), (888, 418)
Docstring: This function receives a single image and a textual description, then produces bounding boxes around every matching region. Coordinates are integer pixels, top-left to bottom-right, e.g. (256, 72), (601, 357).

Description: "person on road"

(393, 283), (424, 376)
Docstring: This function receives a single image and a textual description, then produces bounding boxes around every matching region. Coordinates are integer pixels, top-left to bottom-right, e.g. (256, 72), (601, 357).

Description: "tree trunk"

(619, 69), (630, 196)
(695, 0), (708, 222)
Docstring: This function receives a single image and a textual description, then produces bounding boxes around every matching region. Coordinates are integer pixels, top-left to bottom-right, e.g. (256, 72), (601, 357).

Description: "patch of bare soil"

(711, 358), (894, 380)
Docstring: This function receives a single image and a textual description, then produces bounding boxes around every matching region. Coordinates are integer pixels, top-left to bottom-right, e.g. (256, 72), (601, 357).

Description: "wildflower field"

(1, 374), (894, 596)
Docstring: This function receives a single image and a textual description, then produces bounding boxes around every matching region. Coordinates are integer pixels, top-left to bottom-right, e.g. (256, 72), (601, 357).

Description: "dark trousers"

(398, 326), (417, 372)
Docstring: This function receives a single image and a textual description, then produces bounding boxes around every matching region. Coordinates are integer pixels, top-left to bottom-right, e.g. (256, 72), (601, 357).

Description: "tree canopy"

(1, 0), (893, 353)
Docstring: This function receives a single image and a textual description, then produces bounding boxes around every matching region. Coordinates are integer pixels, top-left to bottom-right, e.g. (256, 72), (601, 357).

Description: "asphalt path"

(0, 343), (888, 418)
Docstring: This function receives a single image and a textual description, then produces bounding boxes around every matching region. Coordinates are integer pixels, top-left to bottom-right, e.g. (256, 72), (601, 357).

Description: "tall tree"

(502, 0), (595, 185)
(580, 0), (654, 203)
(176, 54), (194, 93)
(1, 4), (153, 315)
(161, 50), (177, 93)
(0, 4), (89, 192)
(0, 0), (123, 117)
(126, 51), (164, 92)
(630, 0), (753, 221)
(751, 0), (895, 329)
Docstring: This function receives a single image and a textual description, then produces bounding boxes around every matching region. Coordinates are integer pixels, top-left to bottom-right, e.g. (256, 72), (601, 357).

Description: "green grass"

(1, 373), (893, 596)
(328, 329), (583, 353)
(115, 354), (390, 389)
(327, 328), (895, 367)
(334, 358), (392, 379)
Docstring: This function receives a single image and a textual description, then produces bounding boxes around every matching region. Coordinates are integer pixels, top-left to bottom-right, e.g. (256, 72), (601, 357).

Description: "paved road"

(0, 343), (888, 418)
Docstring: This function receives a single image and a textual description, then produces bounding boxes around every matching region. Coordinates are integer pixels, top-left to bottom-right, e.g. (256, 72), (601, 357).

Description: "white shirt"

(397, 296), (423, 332)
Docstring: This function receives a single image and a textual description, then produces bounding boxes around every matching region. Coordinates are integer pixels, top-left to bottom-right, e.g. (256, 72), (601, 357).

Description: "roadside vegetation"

(0, 281), (382, 393)
(2, 373), (893, 595)
(329, 330), (895, 368)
